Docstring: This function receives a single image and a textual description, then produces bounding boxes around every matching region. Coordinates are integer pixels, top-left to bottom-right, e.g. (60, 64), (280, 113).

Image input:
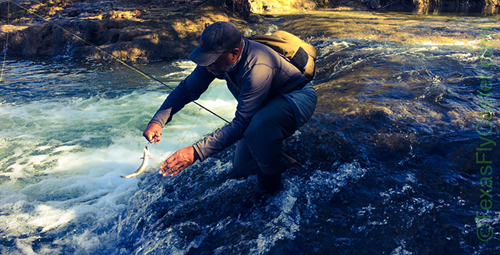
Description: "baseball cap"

(189, 21), (242, 66)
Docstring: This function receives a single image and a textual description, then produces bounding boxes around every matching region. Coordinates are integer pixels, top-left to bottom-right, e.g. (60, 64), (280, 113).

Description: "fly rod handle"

(282, 152), (305, 169)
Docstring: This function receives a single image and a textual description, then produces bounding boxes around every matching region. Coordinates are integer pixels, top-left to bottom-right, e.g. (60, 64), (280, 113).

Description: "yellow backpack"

(250, 30), (317, 81)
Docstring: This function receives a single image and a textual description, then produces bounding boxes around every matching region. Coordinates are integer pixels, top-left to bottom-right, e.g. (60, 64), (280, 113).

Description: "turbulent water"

(1, 11), (499, 255)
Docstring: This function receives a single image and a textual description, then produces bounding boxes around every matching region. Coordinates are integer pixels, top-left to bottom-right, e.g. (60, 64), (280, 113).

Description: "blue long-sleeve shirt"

(150, 37), (316, 161)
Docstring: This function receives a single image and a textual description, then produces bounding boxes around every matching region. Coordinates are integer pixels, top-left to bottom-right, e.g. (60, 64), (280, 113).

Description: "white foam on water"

(0, 76), (236, 253)
(316, 39), (355, 59)
(252, 188), (301, 255)
(308, 161), (367, 192)
(29, 205), (76, 232)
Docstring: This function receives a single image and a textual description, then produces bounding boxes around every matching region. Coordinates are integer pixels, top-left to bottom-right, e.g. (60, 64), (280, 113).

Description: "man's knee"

(232, 139), (258, 177)
(243, 112), (267, 140)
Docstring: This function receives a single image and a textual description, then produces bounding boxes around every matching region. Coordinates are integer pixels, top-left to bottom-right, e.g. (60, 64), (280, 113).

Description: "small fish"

(121, 145), (152, 179)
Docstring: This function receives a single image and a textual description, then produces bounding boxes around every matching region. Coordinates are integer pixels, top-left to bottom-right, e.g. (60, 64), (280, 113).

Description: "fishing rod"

(1, 0), (305, 168)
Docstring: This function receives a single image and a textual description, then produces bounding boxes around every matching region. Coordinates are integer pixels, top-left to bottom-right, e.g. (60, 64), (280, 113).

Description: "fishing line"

(163, 110), (201, 170)
(1, 2), (299, 224)
(2, 0), (303, 180)
(0, 0), (10, 84)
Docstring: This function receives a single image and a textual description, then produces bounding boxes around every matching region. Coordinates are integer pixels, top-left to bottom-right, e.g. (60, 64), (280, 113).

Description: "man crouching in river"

(143, 21), (317, 193)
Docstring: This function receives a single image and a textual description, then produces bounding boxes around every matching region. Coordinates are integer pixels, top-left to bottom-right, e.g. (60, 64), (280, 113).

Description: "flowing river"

(0, 11), (499, 254)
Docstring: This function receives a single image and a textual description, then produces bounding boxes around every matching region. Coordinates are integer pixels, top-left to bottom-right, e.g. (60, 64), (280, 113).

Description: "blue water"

(1, 13), (500, 255)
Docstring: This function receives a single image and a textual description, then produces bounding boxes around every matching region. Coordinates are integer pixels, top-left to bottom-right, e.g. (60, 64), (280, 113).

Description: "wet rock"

(0, 0), (238, 61)
(0, 175), (10, 185)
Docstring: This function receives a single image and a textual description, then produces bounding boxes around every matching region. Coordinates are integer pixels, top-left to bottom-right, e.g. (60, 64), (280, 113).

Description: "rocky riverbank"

(0, 0), (313, 62)
(0, 0), (245, 61)
(0, 0), (498, 62)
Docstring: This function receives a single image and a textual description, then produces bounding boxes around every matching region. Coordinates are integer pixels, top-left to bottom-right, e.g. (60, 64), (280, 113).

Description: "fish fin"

(121, 173), (138, 178)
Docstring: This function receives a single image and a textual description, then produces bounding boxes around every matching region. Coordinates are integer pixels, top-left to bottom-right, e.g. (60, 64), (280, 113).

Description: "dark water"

(1, 11), (500, 255)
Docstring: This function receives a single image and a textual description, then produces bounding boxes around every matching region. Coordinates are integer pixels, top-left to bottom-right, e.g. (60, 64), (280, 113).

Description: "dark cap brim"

(188, 46), (223, 67)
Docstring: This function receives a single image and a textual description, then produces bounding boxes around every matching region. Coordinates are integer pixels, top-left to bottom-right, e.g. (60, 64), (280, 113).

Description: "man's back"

(223, 38), (308, 101)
